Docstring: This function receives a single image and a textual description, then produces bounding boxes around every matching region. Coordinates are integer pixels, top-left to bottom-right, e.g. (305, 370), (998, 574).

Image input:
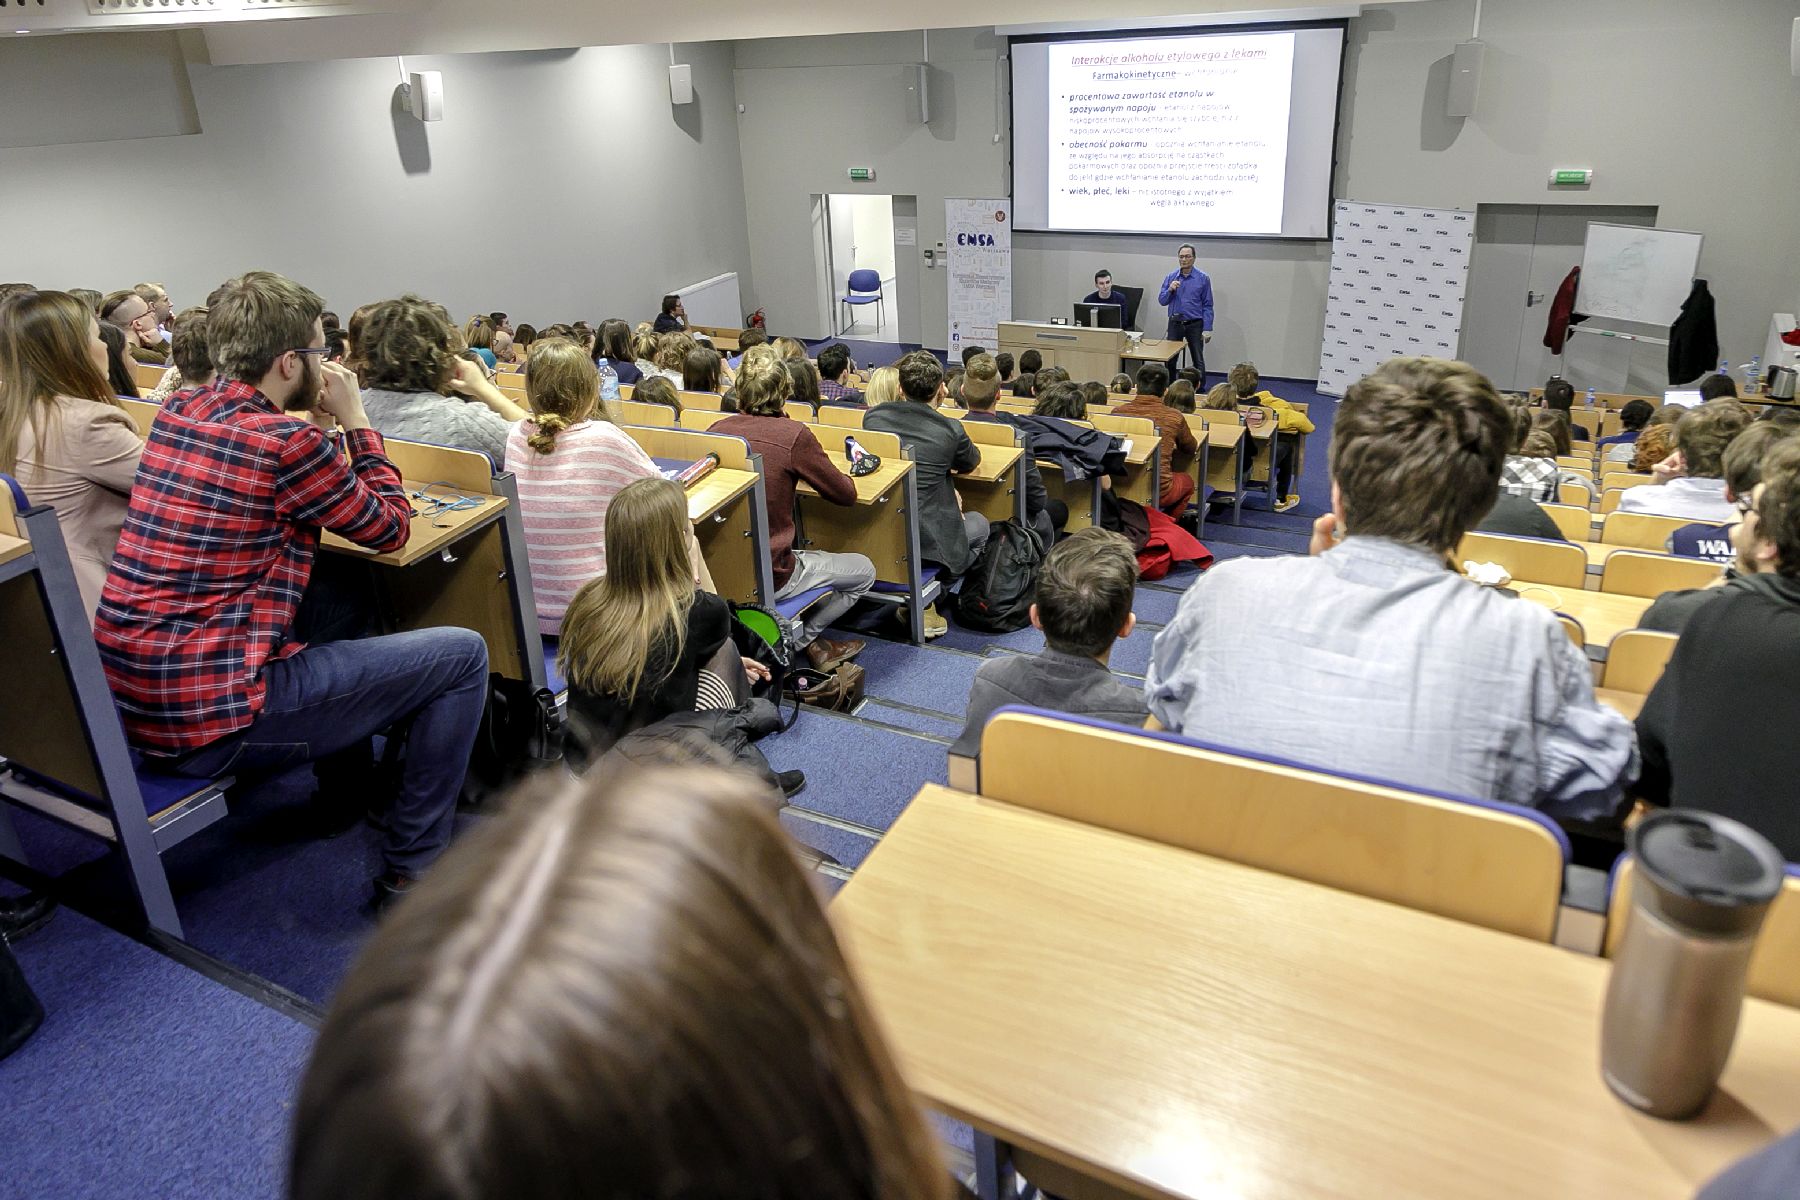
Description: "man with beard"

(94, 271), (489, 910)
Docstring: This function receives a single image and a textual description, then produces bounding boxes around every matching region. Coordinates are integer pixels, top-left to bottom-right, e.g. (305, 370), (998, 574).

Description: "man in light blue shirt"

(1145, 357), (1637, 826)
(1157, 243), (1214, 383)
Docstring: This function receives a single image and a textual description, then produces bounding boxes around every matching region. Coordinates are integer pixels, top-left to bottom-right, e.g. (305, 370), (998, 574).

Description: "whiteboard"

(1577, 223), (1703, 326)
(673, 272), (743, 329)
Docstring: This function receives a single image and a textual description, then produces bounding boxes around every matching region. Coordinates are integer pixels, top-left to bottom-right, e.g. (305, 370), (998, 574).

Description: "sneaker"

(777, 770), (807, 799)
(1273, 494), (1301, 513)
(922, 608), (949, 639)
(370, 871), (418, 916)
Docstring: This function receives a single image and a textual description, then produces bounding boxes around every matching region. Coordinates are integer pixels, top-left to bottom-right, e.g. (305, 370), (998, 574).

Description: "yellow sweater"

(1249, 390), (1315, 434)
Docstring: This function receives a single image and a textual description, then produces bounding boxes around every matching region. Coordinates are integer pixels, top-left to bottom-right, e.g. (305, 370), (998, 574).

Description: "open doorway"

(810, 193), (905, 341)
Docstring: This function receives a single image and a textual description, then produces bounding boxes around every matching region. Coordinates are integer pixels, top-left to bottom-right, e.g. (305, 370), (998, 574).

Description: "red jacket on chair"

(1543, 266), (1580, 354)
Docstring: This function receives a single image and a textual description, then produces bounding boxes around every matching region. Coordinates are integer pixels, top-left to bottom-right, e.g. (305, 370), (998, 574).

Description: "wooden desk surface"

(1518, 587), (1652, 649)
(321, 488), (506, 567)
(1205, 425), (1245, 450)
(798, 452), (912, 505)
(835, 785), (1800, 1200)
(1120, 339), (1184, 362)
(1596, 687), (1646, 720)
(965, 443), (1023, 483)
(0, 533), (30, 570)
(684, 467), (757, 524)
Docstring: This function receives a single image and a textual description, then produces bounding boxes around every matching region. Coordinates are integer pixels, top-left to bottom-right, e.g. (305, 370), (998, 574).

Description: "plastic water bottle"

(1585, 387), (1597, 409)
(1719, 358), (1731, 377)
(596, 358), (620, 404)
(1743, 356), (1761, 394)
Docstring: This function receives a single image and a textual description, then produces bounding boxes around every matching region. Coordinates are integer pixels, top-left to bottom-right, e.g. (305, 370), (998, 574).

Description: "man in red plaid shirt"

(94, 271), (488, 910)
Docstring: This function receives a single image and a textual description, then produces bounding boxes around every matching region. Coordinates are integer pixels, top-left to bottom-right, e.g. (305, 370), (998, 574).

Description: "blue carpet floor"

(762, 709), (949, 834)
(0, 909), (312, 1200)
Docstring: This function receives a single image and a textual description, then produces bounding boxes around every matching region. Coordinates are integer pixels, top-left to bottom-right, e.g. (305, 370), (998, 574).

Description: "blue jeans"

(168, 628), (489, 876)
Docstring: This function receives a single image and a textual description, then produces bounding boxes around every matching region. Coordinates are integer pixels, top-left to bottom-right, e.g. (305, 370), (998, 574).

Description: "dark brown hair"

(1529, 408), (1573, 457)
(0, 290), (124, 477)
(290, 766), (952, 1200)
(1721, 422), (1785, 497)
(896, 350), (944, 403)
(1033, 381), (1087, 420)
(1035, 527), (1138, 658)
(204, 270), (324, 383)
(1674, 400), (1753, 478)
(168, 306), (212, 383)
(1754, 436), (1800, 578)
(1330, 358), (1508, 554)
(682, 346), (723, 393)
(359, 295), (458, 395)
(632, 374), (682, 416)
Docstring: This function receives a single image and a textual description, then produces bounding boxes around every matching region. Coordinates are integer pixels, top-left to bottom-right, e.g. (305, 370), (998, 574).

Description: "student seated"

(816, 343), (864, 408)
(960, 343), (987, 366)
(631, 374), (683, 418)
(681, 345), (724, 399)
(652, 292), (687, 333)
(994, 352), (1015, 386)
(592, 318), (642, 385)
(96, 321), (140, 398)
(1176, 366), (1203, 391)
(1145, 357), (1635, 822)
(290, 764), (958, 1200)
(961, 353), (1064, 545)
(94, 271), (489, 908)
(1540, 377), (1590, 440)
(1499, 422), (1565, 504)
(1011, 349), (1042, 398)
(1108, 372), (1134, 395)
(1631, 420), (1676, 474)
(1598, 397), (1654, 464)
(99, 289), (167, 366)
(713, 360), (870, 670)
(950, 528), (1147, 760)
(1637, 436), (1800, 859)
(1229, 362), (1313, 512)
(1639, 426), (1794, 633)
(649, 333), (696, 387)
(1530, 409), (1597, 502)
(1163, 379), (1197, 413)
(865, 351), (987, 638)
(1667, 422), (1783, 565)
(785, 357), (824, 416)
(1200, 382), (1237, 410)
(1475, 492), (1567, 542)
(1618, 400), (1752, 521)
(558, 479), (774, 752)
(359, 295), (527, 463)
(727, 326), (767, 369)
(461, 315), (498, 370)
(1699, 371), (1739, 400)
(1113, 363), (1199, 516)
(630, 329), (659, 379)
(0, 289), (145, 620)
(146, 305), (217, 403)
(505, 340), (706, 636)
(862, 364), (900, 408)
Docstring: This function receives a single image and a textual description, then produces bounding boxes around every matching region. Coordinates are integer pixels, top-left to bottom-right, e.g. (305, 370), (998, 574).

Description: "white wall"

(846, 194), (897, 288)
(0, 38), (753, 329)
(733, 3), (1800, 376)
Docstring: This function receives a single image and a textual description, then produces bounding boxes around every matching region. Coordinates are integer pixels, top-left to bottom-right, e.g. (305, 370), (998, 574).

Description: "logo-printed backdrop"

(945, 198), (1011, 354)
(1316, 200), (1474, 397)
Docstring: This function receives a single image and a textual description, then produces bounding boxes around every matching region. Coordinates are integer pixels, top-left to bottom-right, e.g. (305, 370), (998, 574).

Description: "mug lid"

(1631, 810), (1785, 910)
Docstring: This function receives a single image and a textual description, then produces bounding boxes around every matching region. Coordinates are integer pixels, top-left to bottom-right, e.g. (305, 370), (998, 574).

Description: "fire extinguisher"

(747, 308), (767, 331)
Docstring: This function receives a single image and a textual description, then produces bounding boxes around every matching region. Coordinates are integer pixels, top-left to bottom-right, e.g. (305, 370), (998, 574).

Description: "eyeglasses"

(1734, 495), (1757, 517)
(289, 346), (330, 358)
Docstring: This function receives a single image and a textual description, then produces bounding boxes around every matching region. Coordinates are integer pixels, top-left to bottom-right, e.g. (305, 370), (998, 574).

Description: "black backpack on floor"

(954, 520), (1045, 633)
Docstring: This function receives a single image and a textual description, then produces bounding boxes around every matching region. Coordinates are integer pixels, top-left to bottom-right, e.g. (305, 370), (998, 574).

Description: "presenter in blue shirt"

(1158, 243), (1214, 382)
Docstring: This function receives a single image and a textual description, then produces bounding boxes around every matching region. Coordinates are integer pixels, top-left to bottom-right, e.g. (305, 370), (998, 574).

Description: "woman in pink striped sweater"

(505, 340), (711, 636)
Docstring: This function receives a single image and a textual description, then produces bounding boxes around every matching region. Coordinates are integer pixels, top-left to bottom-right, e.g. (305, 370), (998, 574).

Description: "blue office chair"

(840, 269), (885, 333)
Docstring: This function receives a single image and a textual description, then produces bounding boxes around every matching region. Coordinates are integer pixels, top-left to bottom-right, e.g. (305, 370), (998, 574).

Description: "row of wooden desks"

(836, 785), (1800, 1200)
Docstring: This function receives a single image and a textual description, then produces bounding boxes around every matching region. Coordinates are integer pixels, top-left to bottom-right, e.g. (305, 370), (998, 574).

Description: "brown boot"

(804, 635), (865, 672)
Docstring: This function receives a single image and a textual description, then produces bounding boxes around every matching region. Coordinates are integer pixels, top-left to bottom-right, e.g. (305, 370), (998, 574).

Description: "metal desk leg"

(1231, 442), (1246, 525)
(973, 1130), (1020, 1200)
(1195, 440), (1210, 539)
(900, 469), (926, 645)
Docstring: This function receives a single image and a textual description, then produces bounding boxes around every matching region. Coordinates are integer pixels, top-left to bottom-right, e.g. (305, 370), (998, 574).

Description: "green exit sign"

(847, 167), (876, 182)
(1550, 168), (1594, 185)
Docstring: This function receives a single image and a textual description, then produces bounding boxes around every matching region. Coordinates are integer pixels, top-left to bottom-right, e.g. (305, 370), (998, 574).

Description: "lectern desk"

(997, 322), (1125, 384)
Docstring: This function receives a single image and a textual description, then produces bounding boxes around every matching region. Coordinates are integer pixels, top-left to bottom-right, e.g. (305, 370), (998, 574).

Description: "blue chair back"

(846, 269), (881, 294)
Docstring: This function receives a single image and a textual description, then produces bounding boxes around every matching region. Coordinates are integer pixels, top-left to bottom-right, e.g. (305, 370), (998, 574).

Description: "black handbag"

(0, 937), (44, 1062)
(461, 673), (565, 807)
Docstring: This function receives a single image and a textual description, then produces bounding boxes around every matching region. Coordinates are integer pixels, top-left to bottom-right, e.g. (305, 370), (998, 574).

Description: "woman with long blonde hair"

(504, 340), (709, 635)
(290, 764), (952, 1200)
(0, 289), (144, 619)
(558, 478), (758, 746)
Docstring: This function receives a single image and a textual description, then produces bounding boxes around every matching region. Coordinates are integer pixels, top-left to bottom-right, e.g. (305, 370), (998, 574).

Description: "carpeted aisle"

(0, 909), (312, 1200)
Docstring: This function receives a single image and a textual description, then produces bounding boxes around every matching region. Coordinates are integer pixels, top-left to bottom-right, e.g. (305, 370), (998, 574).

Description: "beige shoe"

(922, 608), (949, 639)
(1274, 494), (1301, 513)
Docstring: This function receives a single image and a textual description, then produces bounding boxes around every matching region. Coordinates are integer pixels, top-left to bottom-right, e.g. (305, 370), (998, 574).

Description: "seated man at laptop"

(1145, 357), (1636, 823)
(1079, 269), (1128, 326)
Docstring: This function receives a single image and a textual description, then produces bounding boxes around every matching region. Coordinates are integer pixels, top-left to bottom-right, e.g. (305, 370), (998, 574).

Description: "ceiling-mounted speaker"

(907, 63), (931, 124)
(1447, 39), (1485, 118)
(407, 71), (444, 122)
(669, 63), (694, 105)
